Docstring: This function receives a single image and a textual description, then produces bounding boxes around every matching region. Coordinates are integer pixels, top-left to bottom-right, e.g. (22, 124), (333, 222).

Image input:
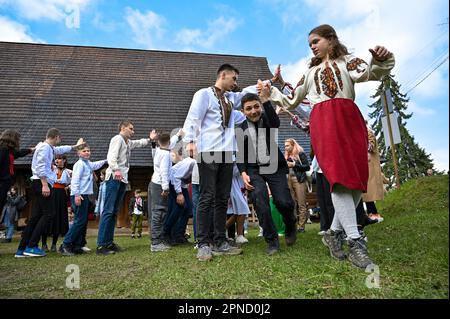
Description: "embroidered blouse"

(270, 54), (395, 110)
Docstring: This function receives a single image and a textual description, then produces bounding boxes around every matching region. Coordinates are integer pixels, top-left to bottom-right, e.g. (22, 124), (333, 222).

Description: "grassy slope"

(0, 175), (448, 299)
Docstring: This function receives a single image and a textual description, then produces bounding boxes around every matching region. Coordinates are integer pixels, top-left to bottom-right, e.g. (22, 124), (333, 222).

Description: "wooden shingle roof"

(0, 41), (310, 166)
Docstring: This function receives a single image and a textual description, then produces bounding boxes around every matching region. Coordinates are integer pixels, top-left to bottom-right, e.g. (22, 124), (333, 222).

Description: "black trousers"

(18, 180), (54, 250)
(356, 200), (366, 229)
(247, 167), (296, 242)
(197, 152), (234, 247)
(316, 173), (335, 232)
(365, 201), (378, 214)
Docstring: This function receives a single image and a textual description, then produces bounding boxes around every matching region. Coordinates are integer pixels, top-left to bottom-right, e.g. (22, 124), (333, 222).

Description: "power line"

(405, 53), (449, 95)
(402, 49), (449, 90)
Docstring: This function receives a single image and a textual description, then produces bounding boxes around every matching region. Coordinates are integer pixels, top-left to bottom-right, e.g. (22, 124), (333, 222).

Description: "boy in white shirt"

(149, 133), (173, 252)
(60, 144), (106, 256)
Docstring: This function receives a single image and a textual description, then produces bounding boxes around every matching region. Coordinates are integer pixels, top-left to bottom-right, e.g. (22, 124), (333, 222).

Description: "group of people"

(0, 24), (394, 270)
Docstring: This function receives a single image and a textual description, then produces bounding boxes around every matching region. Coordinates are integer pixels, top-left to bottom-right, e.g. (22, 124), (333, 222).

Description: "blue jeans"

(163, 184), (192, 241)
(63, 195), (89, 248)
(3, 209), (15, 240)
(191, 184), (200, 241)
(96, 178), (127, 247)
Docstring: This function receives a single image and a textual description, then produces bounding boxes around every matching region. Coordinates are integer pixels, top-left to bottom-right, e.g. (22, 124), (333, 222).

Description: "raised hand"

(257, 79), (271, 103)
(150, 129), (158, 141)
(73, 138), (86, 150)
(271, 64), (285, 86)
(369, 46), (392, 62)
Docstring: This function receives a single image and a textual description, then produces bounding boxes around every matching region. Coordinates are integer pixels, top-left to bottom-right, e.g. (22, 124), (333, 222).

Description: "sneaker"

(235, 235), (249, 244)
(131, 233), (135, 239)
(106, 242), (123, 253)
(322, 230), (346, 261)
(14, 249), (28, 258)
(137, 233), (142, 238)
(318, 231), (326, 236)
(307, 218), (312, 224)
(81, 246), (91, 252)
(23, 246), (46, 257)
(50, 244), (57, 252)
(150, 243), (171, 252)
(96, 246), (116, 255)
(1, 238), (12, 243)
(369, 213), (382, 220)
(285, 229), (297, 246)
(348, 237), (374, 269)
(41, 244), (49, 252)
(59, 245), (75, 256)
(197, 245), (213, 261)
(297, 228), (305, 233)
(211, 241), (243, 256)
(266, 239), (280, 256)
(226, 238), (238, 247)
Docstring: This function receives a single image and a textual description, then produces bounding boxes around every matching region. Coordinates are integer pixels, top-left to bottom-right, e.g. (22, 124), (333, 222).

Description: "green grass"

(0, 175), (448, 299)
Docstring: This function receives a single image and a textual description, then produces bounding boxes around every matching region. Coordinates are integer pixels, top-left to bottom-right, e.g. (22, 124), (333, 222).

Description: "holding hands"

(150, 129), (158, 141)
(256, 79), (271, 103)
(241, 172), (254, 191)
(271, 64), (285, 86)
(73, 138), (86, 150)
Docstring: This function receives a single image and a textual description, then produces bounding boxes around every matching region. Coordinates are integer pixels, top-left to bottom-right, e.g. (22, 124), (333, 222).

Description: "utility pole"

(382, 77), (401, 189)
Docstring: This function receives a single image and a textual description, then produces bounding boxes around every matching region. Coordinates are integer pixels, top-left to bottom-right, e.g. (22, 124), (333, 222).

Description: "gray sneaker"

(322, 229), (346, 261)
(197, 245), (213, 261)
(212, 241), (243, 256)
(348, 237), (374, 269)
(150, 243), (171, 252)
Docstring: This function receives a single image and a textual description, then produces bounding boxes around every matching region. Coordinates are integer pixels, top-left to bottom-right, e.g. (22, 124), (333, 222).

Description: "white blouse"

(270, 54), (395, 110)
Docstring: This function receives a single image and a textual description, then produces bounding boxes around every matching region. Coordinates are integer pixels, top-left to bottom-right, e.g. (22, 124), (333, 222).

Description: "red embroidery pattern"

(332, 62), (343, 90)
(321, 62), (338, 98)
(346, 58), (368, 73)
(314, 68), (321, 94)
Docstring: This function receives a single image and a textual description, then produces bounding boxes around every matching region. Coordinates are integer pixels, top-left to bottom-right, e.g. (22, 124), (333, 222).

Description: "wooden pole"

(382, 85), (401, 189)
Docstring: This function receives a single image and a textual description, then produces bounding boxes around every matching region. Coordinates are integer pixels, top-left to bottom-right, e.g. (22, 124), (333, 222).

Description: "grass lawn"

(0, 175), (448, 299)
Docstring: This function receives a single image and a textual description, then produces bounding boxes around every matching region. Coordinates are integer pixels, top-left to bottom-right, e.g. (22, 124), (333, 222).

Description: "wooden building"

(0, 41), (311, 228)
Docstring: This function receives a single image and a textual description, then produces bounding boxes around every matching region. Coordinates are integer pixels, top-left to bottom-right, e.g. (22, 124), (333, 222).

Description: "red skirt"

(310, 98), (368, 192)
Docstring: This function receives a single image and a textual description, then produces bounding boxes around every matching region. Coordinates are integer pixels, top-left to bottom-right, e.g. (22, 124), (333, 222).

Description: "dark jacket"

(0, 193), (25, 224)
(287, 152), (310, 183)
(128, 197), (145, 215)
(0, 147), (32, 182)
(236, 101), (288, 175)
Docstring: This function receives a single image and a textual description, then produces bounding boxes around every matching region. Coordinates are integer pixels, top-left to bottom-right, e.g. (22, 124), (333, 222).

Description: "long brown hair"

(0, 129), (20, 151)
(309, 24), (349, 68)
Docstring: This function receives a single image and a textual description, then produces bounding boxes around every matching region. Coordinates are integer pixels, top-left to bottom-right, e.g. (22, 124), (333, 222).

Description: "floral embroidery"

(346, 57), (368, 73)
(314, 68), (321, 94)
(320, 62), (338, 98)
(332, 62), (343, 90)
